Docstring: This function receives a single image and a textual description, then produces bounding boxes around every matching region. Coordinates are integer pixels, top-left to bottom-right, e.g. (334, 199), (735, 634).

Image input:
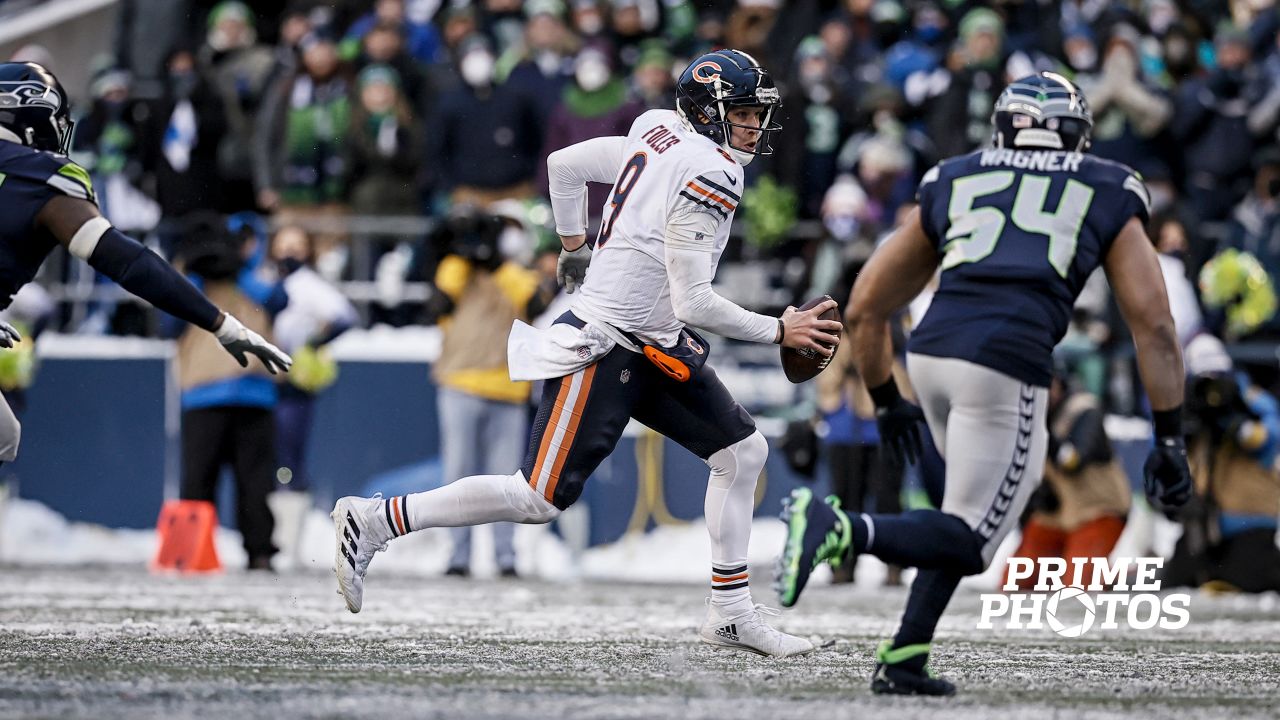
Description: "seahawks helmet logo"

(0, 82), (60, 111)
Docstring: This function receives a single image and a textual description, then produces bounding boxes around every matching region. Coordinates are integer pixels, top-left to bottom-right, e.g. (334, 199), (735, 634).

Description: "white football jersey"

(571, 109), (745, 347)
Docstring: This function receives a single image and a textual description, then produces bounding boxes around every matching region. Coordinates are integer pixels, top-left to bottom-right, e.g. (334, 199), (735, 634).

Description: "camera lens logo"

(1045, 586), (1096, 638)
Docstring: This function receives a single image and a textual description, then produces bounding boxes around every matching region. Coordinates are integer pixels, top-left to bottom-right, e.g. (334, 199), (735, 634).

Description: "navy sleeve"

(915, 163), (945, 247)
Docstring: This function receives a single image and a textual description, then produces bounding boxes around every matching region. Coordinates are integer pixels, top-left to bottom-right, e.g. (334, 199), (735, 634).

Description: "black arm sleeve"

(87, 227), (222, 331)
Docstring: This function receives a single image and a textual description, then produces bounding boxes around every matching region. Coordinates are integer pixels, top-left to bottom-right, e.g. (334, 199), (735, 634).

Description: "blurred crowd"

(4, 0), (1280, 580)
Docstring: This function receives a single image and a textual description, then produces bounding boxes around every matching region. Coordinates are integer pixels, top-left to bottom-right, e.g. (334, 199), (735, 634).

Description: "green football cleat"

(774, 487), (852, 608)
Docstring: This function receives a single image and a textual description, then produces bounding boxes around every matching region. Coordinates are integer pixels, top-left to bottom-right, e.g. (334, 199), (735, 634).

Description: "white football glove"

(557, 243), (592, 294)
(0, 320), (21, 348)
(214, 313), (293, 374)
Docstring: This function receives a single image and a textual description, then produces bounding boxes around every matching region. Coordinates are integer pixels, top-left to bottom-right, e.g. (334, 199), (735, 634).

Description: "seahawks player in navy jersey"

(775, 73), (1192, 695)
(0, 62), (290, 462)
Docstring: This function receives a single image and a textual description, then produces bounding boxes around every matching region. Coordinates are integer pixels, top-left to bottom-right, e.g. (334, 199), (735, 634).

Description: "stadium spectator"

(347, 64), (424, 218)
(777, 37), (860, 220)
(1151, 212), (1205, 347)
(166, 213), (288, 571)
(351, 21), (434, 118)
(1164, 334), (1280, 593)
(112, 0), (198, 96)
(430, 35), (543, 206)
(627, 42), (673, 111)
(1077, 24), (1173, 172)
(72, 66), (156, 234)
(1170, 26), (1263, 223)
(343, 0), (443, 66)
(199, 0), (277, 213)
(429, 208), (555, 577)
(1005, 371), (1131, 592)
(140, 48), (229, 255)
(537, 43), (642, 232)
(925, 7), (1007, 159)
(501, 0), (578, 121)
(1226, 147), (1280, 278)
(268, 224), (357, 567)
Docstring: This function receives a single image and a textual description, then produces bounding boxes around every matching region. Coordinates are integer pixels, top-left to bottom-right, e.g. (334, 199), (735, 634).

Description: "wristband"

(868, 377), (903, 408)
(1151, 406), (1183, 440)
(775, 317), (785, 345)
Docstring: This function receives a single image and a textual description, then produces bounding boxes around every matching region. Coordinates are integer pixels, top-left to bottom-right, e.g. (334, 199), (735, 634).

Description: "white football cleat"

(699, 600), (815, 657)
(332, 495), (394, 613)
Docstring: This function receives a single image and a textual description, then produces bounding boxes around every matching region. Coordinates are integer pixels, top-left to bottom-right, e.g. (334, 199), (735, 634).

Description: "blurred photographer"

(165, 212), (288, 570)
(1163, 334), (1280, 592)
(430, 207), (556, 577)
(1005, 369), (1130, 591)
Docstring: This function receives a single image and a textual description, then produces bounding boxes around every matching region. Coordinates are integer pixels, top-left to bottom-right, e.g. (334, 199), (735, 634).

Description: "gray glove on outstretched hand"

(557, 243), (592, 294)
(214, 313), (292, 374)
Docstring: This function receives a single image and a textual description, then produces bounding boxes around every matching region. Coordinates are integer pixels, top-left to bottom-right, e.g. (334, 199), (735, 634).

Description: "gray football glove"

(215, 313), (293, 374)
(557, 244), (592, 294)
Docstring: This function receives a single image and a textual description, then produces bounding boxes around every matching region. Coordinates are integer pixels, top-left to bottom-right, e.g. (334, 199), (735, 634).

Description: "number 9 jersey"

(573, 109), (746, 348)
(908, 147), (1152, 387)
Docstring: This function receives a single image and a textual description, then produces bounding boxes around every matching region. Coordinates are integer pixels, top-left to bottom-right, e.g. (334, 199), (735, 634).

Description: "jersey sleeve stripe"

(684, 181), (737, 212)
(46, 174), (90, 201)
(1123, 175), (1151, 215)
(678, 190), (729, 219)
(693, 174), (741, 202)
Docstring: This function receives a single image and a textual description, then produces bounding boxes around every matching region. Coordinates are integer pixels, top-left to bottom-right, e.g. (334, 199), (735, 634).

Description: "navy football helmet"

(676, 49), (781, 165)
(0, 62), (75, 154)
(992, 72), (1092, 153)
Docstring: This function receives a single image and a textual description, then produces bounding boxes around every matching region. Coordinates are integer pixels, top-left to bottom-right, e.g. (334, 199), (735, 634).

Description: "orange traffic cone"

(152, 499), (222, 573)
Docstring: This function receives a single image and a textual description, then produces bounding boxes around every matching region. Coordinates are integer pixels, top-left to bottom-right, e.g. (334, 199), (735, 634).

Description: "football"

(781, 295), (841, 383)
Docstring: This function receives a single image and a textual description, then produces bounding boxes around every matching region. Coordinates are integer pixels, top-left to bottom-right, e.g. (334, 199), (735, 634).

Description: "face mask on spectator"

(1067, 46), (1097, 72)
(170, 70), (198, 97)
(461, 51), (494, 87)
(575, 58), (610, 92)
(824, 215), (859, 243)
(278, 257), (305, 275)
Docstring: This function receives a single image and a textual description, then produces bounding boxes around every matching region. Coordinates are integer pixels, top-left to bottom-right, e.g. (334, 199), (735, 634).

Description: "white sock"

(403, 471), (560, 531)
(705, 431), (767, 612)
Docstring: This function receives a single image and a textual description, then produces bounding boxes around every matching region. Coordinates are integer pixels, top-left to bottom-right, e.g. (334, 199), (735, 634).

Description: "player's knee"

(511, 471), (562, 524)
(708, 430), (767, 488)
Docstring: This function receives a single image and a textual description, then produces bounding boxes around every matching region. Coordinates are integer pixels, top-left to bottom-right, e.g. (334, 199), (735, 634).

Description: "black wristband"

(868, 377), (903, 408)
(1152, 406), (1183, 440)
(775, 317), (785, 345)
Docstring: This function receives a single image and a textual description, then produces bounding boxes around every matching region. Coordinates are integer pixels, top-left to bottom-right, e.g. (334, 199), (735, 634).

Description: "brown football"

(781, 295), (841, 384)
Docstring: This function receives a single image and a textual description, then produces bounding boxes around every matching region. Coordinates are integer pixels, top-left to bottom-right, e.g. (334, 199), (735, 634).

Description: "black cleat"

(869, 641), (956, 697)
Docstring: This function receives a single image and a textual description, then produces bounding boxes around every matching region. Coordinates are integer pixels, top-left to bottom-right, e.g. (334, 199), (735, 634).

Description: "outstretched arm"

(1104, 215), (1190, 509)
(846, 207), (940, 387)
(37, 195), (292, 373)
(845, 207), (940, 465)
(1104, 217), (1184, 411)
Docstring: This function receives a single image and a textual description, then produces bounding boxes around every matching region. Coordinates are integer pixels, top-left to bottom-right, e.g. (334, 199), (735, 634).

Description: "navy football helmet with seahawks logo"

(0, 62), (75, 155)
(992, 72), (1092, 153)
(676, 49), (781, 166)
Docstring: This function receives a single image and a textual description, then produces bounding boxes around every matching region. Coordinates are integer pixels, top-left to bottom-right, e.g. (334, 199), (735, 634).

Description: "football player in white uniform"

(333, 49), (841, 657)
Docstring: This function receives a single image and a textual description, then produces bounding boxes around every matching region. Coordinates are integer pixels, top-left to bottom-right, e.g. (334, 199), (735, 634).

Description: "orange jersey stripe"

(712, 573), (749, 583)
(685, 181), (737, 211)
(530, 376), (575, 489)
(543, 364), (597, 503)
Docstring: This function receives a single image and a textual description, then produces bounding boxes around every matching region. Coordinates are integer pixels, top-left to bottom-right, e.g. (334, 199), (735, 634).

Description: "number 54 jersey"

(908, 148), (1151, 387)
(573, 109), (745, 348)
